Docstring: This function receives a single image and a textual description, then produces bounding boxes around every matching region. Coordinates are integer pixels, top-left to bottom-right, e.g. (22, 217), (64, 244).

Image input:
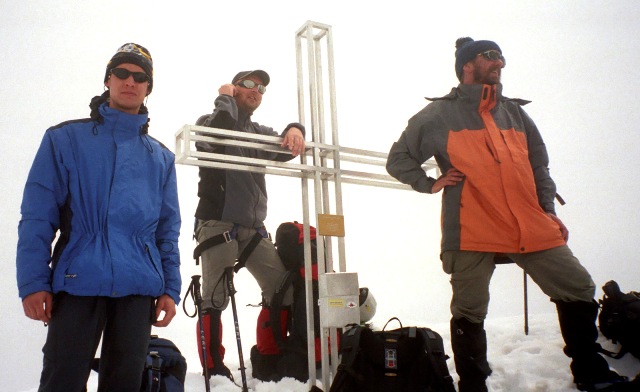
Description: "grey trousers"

(195, 219), (293, 310)
(442, 245), (596, 323)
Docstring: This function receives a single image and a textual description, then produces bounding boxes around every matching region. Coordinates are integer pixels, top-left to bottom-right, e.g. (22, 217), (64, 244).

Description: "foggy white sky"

(2, 1), (639, 390)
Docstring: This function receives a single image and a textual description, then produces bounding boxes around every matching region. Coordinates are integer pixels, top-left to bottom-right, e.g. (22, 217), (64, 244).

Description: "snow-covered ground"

(20, 312), (639, 392)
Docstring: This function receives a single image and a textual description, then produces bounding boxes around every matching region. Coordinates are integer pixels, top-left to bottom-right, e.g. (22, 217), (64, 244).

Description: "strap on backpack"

(382, 317), (403, 331)
(329, 325), (364, 391)
(418, 328), (456, 392)
(149, 337), (188, 383)
(268, 270), (296, 351)
(340, 325), (364, 369)
(598, 344), (628, 359)
(146, 351), (163, 392)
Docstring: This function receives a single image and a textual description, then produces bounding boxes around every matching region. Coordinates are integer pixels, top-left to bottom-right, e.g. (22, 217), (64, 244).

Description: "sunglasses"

(110, 68), (150, 83)
(478, 50), (506, 65)
(236, 79), (266, 94)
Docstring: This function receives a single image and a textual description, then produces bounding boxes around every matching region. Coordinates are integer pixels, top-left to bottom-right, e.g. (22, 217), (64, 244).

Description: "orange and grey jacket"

(386, 83), (566, 254)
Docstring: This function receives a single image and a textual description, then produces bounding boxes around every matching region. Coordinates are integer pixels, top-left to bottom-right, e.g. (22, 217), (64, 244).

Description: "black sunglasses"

(110, 68), (150, 83)
(478, 50), (506, 65)
(236, 79), (266, 94)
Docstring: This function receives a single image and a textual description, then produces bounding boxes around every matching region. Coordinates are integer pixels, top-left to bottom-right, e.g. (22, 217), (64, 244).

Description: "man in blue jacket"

(16, 43), (181, 391)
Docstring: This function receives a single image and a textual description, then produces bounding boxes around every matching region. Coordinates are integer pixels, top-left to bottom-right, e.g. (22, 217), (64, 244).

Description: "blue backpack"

(92, 335), (187, 392)
(141, 335), (187, 392)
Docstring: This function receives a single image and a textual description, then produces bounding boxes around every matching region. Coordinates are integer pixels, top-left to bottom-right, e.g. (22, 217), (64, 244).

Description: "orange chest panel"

(446, 127), (563, 253)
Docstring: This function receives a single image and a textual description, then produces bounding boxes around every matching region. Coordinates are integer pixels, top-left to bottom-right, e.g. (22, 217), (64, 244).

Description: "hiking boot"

(575, 370), (629, 391)
(207, 364), (233, 380)
(450, 317), (492, 392)
(458, 378), (489, 392)
(554, 300), (631, 391)
(197, 309), (230, 379)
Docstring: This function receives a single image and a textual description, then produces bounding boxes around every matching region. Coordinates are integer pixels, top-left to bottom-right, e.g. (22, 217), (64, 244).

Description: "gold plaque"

(317, 214), (345, 237)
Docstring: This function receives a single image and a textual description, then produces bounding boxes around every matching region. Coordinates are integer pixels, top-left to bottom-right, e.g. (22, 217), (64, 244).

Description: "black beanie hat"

(104, 43), (154, 94)
(454, 37), (502, 81)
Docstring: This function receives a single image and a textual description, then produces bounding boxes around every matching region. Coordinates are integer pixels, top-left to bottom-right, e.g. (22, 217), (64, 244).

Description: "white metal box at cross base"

(318, 272), (360, 328)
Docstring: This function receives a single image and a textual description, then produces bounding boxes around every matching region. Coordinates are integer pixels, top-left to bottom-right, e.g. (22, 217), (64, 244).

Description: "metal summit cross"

(174, 20), (529, 391)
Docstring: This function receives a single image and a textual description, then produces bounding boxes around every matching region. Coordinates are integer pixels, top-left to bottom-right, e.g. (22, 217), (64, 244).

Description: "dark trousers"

(38, 293), (155, 392)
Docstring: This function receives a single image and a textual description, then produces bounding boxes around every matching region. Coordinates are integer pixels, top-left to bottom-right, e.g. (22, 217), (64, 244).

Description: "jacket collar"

(426, 83), (531, 106)
(98, 102), (149, 134)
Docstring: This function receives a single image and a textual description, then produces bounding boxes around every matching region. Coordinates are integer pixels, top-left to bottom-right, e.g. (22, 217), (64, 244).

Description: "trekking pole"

(185, 275), (211, 392)
(224, 266), (249, 392)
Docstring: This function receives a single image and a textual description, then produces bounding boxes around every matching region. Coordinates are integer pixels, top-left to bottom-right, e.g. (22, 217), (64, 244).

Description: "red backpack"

(250, 221), (326, 382)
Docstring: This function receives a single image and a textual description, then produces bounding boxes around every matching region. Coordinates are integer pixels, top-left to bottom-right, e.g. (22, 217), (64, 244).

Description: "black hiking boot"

(450, 317), (492, 392)
(575, 371), (628, 391)
(207, 364), (233, 380)
(554, 300), (630, 391)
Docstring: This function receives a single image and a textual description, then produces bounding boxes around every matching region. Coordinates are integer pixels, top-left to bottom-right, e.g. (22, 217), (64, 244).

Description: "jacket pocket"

(501, 129), (529, 163)
(144, 242), (164, 288)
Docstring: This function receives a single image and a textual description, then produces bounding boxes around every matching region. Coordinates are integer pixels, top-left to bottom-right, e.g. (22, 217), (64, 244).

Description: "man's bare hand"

(153, 294), (176, 328)
(547, 213), (569, 242)
(282, 127), (305, 157)
(431, 168), (465, 193)
(22, 291), (53, 323)
(218, 84), (236, 97)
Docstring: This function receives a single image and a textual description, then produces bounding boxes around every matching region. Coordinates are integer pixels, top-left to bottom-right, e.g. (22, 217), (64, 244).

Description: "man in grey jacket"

(193, 69), (305, 379)
(386, 37), (632, 392)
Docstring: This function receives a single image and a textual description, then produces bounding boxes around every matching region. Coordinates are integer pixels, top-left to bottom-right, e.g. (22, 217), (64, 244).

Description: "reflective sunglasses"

(110, 68), (150, 83)
(478, 50), (506, 65)
(236, 79), (266, 94)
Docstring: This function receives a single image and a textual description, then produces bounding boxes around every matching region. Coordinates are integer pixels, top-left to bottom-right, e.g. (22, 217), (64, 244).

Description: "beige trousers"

(195, 219), (293, 311)
(442, 245), (596, 323)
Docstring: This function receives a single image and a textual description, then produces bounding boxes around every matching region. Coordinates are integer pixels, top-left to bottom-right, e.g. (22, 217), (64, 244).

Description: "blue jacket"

(17, 103), (182, 304)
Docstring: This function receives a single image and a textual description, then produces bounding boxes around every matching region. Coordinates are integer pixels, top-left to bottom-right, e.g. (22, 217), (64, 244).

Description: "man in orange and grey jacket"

(386, 37), (632, 392)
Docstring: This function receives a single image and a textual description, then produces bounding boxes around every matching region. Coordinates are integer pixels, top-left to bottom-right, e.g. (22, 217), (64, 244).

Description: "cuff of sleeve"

(165, 289), (181, 306)
(284, 122), (306, 137)
(19, 282), (52, 300)
(413, 176), (435, 193)
(542, 204), (557, 215)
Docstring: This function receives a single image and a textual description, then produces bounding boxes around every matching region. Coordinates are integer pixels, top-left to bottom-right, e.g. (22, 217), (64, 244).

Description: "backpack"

(598, 280), (640, 359)
(141, 335), (187, 392)
(329, 317), (456, 392)
(91, 335), (186, 391)
(250, 221), (324, 382)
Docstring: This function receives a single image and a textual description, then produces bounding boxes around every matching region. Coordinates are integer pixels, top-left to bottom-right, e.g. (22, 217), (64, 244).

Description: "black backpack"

(598, 280), (640, 360)
(250, 221), (323, 382)
(329, 317), (456, 392)
(91, 335), (186, 391)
